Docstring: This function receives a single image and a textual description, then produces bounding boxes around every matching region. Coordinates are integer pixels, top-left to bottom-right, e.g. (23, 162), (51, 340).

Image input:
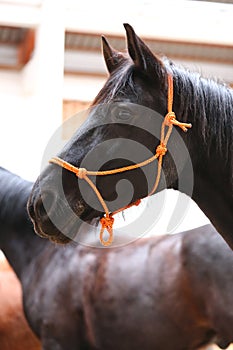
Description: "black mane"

(93, 56), (233, 166)
(167, 60), (233, 162)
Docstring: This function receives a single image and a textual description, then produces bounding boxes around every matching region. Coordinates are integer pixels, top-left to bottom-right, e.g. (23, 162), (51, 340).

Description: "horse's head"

(28, 24), (182, 244)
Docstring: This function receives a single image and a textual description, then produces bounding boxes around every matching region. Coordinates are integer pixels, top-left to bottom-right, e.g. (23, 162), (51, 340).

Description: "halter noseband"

(49, 74), (192, 246)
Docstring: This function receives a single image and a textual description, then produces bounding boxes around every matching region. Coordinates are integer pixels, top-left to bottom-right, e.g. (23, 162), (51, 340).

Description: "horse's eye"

(117, 109), (132, 120)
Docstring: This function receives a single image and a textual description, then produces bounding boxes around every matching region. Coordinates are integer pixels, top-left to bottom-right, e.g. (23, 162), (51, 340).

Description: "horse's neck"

(173, 72), (233, 248)
(0, 169), (47, 279)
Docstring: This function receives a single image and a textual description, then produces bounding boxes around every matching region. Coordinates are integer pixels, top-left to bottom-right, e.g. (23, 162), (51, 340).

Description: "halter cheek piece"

(49, 74), (192, 246)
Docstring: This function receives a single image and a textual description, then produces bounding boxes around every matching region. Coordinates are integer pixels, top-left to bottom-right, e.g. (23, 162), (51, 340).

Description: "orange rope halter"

(49, 74), (192, 246)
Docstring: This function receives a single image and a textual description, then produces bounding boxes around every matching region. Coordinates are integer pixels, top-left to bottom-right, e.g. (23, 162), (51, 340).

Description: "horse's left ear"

(102, 36), (125, 74)
(124, 23), (163, 76)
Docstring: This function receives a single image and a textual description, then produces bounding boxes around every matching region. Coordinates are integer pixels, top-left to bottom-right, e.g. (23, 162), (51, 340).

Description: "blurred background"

(0, 0), (232, 234)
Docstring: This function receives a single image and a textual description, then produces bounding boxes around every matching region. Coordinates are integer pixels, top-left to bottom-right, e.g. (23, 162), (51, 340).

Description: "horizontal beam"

(65, 32), (233, 65)
(65, 1), (233, 46)
(1, 1), (232, 45)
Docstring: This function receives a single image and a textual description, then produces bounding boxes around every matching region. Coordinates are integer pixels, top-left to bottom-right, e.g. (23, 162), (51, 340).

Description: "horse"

(0, 256), (41, 350)
(1, 166), (233, 349)
(27, 24), (233, 249)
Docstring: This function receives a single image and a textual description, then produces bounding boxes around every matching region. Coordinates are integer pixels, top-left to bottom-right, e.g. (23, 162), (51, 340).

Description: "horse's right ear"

(124, 23), (164, 78)
(101, 36), (125, 74)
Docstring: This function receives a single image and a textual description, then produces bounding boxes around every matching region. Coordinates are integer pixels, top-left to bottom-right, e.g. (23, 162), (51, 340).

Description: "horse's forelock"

(92, 59), (136, 105)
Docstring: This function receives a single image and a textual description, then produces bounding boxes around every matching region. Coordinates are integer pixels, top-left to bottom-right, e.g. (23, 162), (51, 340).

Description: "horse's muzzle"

(27, 189), (72, 244)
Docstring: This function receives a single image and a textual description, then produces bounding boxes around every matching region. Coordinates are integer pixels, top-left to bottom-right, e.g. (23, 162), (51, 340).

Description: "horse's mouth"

(31, 206), (89, 242)
(32, 218), (72, 244)
(27, 177), (104, 244)
(28, 197), (102, 244)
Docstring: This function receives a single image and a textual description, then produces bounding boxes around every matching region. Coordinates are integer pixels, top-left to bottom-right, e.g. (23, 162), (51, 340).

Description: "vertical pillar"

(33, 0), (65, 130)
(22, 0), (65, 178)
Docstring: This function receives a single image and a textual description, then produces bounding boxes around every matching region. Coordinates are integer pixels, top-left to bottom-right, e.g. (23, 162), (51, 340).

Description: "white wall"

(0, 82), (56, 180)
(0, 70), (106, 181)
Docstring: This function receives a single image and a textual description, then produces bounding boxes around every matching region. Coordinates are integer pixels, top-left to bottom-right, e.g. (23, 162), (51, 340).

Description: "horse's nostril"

(35, 191), (56, 220)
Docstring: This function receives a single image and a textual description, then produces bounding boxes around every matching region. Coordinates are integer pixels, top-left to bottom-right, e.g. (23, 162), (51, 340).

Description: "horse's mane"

(93, 56), (233, 164)
(0, 167), (32, 225)
(166, 60), (233, 161)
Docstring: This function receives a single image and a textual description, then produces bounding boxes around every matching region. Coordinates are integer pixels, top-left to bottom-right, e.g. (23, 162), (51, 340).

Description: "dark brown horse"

(28, 24), (233, 249)
(1, 166), (233, 349)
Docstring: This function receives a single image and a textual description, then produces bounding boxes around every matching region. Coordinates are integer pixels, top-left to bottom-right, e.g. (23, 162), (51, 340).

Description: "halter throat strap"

(49, 73), (191, 246)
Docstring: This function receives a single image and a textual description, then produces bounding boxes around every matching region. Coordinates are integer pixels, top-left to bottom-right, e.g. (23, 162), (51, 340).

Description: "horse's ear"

(123, 23), (163, 75)
(101, 36), (125, 74)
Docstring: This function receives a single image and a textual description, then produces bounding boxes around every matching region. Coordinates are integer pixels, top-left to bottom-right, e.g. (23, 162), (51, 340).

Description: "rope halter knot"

(164, 111), (192, 132)
(156, 143), (167, 156)
(100, 215), (114, 246)
(77, 168), (87, 179)
(49, 73), (192, 246)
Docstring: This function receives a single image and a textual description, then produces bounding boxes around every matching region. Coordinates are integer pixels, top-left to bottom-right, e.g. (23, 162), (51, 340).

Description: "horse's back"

(79, 231), (214, 349)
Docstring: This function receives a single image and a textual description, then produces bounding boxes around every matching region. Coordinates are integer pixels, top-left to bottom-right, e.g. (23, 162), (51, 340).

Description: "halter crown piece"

(49, 74), (192, 246)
